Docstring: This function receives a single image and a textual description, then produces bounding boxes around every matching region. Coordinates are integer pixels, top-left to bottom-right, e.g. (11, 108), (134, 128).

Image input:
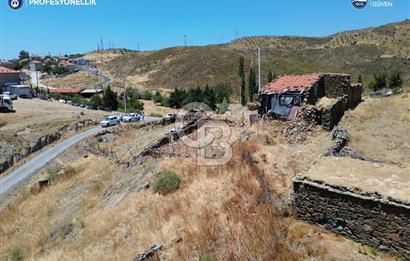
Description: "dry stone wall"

(293, 178), (410, 259)
(322, 73), (350, 98)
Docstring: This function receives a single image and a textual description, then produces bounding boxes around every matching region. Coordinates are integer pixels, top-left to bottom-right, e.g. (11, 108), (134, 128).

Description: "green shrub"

(48, 167), (61, 181)
(200, 255), (214, 261)
(369, 247), (378, 256)
(11, 248), (23, 261)
(153, 170), (181, 195)
(150, 113), (162, 117)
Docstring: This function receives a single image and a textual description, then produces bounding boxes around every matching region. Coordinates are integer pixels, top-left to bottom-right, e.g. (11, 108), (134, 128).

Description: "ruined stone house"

(259, 73), (362, 130)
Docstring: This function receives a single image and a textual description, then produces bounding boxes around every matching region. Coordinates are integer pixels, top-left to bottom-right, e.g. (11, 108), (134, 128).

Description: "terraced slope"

(97, 20), (410, 93)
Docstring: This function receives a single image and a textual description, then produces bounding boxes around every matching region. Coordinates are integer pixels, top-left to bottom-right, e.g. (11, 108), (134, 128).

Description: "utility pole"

(100, 51), (103, 88)
(258, 47), (261, 92)
(137, 42), (140, 52)
(100, 37), (104, 51)
(35, 70), (39, 89)
(184, 34), (186, 48)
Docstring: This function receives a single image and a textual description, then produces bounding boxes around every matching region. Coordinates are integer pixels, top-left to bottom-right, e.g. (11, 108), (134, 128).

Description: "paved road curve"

(0, 117), (158, 198)
(0, 127), (102, 198)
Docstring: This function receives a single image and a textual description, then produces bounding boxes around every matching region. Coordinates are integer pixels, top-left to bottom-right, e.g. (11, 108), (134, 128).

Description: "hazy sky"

(1, 0), (409, 59)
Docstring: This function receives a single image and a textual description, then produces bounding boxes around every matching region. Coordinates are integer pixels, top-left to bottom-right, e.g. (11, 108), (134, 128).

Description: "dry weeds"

(0, 122), (396, 261)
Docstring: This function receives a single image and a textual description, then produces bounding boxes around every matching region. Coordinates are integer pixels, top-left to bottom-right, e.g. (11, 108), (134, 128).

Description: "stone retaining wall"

(293, 178), (410, 259)
(322, 97), (346, 131)
(0, 119), (98, 174)
(347, 83), (363, 109)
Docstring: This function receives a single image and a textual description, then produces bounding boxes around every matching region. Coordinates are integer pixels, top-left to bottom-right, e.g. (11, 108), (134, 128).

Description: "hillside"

(94, 20), (409, 94)
(1, 93), (407, 260)
(42, 72), (101, 89)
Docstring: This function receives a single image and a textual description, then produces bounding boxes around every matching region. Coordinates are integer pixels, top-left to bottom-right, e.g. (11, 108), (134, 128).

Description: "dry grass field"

(0, 92), (403, 260)
(0, 125), (394, 261)
(0, 99), (108, 137)
(340, 91), (410, 166)
(42, 72), (102, 89)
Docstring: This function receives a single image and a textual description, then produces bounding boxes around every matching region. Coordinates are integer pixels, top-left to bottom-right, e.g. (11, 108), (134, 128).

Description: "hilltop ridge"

(82, 20), (410, 93)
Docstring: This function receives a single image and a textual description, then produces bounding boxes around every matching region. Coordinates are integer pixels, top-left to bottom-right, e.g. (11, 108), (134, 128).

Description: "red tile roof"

(49, 88), (81, 94)
(264, 73), (322, 94)
(0, 66), (19, 74)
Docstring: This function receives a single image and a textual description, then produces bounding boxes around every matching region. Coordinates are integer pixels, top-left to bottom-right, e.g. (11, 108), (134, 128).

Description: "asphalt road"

(96, 72), (112, 85)
(30, 71), (56, 90)
(0, 117), (159, 199)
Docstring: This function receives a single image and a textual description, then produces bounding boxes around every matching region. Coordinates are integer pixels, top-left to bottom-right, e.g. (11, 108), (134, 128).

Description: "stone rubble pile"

(282, 120), (314, 143)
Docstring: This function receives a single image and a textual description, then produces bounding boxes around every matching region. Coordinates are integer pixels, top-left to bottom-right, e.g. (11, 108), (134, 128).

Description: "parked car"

(19, 93), (32, 99)
(123, 113), (141, 122)
(1, 92), (17, 100)
(101, 115), (121, 127)
(0, 95), (13, 112)
(164, 112), (177, 120)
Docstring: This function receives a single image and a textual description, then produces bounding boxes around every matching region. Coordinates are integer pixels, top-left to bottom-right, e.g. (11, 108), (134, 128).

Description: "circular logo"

(351, 0), (368, 9)
(8, 0), (23, 10)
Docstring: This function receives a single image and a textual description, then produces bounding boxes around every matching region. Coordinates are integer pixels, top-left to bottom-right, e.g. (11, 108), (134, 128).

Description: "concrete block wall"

(293, 179), (410, 259)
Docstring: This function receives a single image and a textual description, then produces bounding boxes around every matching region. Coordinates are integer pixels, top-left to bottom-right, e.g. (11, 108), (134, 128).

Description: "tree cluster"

(370, 71), (402, 91)
(42, 60), (68, 75)
(118, 87), (144, 112)
(164, 83), (231, 110)
(237, 56), (277, 105)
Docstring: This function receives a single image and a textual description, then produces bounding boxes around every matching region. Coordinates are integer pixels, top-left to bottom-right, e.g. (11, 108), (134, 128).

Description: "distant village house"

(0, 66), (21, 89)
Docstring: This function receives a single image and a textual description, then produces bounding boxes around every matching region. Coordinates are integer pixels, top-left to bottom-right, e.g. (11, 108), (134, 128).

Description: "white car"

(164, 112), (177, 120)
(123, 113), (141, 122)
(101, 115), (121, 127)
(1, 92), (17, 100)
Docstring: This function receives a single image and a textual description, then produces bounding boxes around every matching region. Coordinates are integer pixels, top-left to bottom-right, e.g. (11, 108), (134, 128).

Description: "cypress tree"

(267, 70), (274, 83)
(248, 67), (256, 102)
(103, 85), (119, 110)
(239, 56), (246, 106)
